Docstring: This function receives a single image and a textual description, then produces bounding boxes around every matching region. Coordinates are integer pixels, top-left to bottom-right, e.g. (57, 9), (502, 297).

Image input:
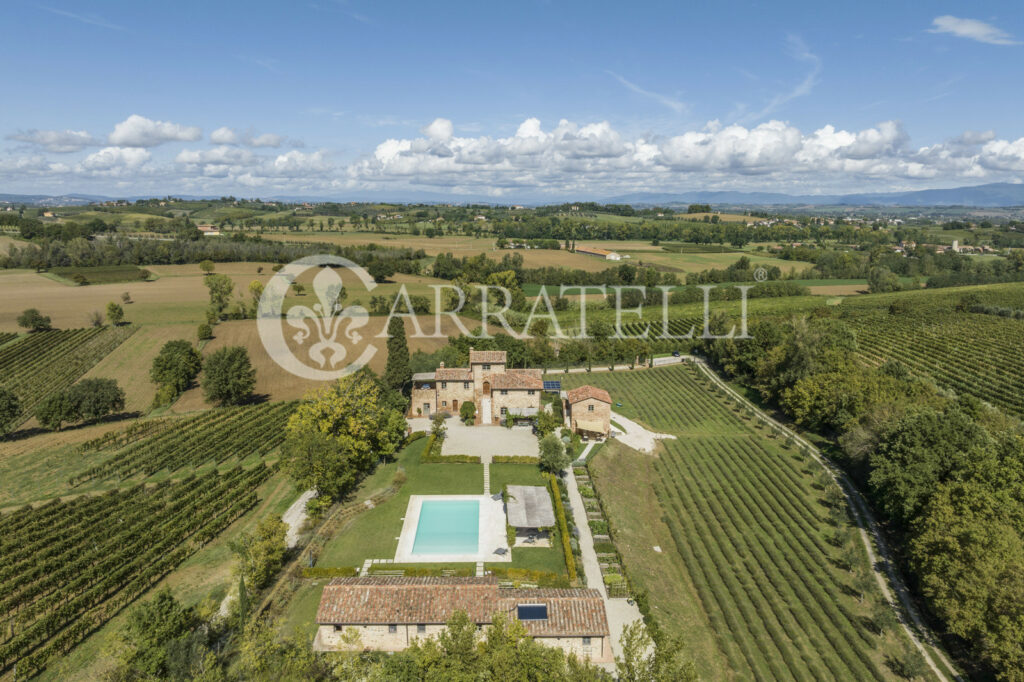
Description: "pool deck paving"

(393, 494), (511, 564)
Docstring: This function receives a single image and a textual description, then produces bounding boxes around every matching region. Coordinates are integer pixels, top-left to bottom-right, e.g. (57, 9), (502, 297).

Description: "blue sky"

(2, 0), (1023, 200)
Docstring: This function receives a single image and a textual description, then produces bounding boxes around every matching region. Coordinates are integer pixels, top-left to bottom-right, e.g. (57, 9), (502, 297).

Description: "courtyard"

(406, 417), (540, 460)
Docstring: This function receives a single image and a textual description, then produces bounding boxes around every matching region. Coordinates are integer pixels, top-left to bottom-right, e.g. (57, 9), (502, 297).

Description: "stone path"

(483, 461), (490, 494)
(283, 489), (317, 549)
(610, 411), (676, 454)
(564, 469), (643, 668)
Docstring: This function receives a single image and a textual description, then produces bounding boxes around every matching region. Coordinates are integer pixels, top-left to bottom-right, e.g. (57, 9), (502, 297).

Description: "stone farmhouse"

(410, 350), (542, 424)
(565, 385), (612, 437)
(315, 577), (611, 662)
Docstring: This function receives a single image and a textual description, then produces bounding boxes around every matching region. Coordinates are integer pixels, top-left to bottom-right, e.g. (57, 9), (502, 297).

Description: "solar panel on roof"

(517, 604), (548, 621)
(543, 380), (561, 392)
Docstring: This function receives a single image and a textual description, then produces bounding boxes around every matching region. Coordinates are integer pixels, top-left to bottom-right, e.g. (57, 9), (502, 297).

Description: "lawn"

(315, 439), (483, 567)
(316, 439), (566, 573)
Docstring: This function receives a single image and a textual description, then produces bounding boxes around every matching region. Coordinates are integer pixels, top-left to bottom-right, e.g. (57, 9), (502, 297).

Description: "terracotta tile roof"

(436, 367), (473, 381)
(469, 350), (507, 365)
(317, 577), (498, 624)
(566, 385), (612, 404)
(488, 369), (543, 390)
(497, 589), (608, 637)
(316, 578), (608, 636)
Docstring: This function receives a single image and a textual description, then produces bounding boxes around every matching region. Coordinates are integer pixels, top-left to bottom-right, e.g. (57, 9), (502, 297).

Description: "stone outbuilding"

(564, 385), (612, 438)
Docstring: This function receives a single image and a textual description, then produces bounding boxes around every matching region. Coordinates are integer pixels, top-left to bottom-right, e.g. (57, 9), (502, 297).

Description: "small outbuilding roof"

(411, 372), (436, 382)
(566, 385), (612, 405)
(505, 485), (556, 528)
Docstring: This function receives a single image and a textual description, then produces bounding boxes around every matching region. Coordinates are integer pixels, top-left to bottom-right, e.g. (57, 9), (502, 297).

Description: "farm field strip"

(569, 363), (899, 679)
(71, 402), (295, 484)
(0, 326), (136, 421)
(0, 464), (275, 678)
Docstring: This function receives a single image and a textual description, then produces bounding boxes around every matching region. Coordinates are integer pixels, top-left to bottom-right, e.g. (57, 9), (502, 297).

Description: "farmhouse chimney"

(439, 362), (445, 368)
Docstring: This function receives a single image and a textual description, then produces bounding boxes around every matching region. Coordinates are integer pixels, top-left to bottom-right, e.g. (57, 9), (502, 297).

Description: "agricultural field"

(836, 285), (1024, 418)
(0, 326), (136, 425)
(170, 313), (466, 411)
(560, 364), (913, 679)
(70, 401), (294, 484)
(0, 464), (275, 679)
(46, 265), (150, 285)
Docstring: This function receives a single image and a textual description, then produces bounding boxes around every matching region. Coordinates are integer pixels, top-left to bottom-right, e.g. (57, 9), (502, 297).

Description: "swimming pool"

(411, 499), (480, 555)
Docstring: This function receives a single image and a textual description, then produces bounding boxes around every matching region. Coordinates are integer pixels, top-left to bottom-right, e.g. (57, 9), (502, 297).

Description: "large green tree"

(202, 346), (256, 406)
(230, 516), (287, 591)
(151, 340), (202, 394)
(282, 369), (405, 499)
(203, 274), (235, 320)
(0, 387), (20, 436)
(538, 432), (570, 473)
(384, 316), (411, 392)
(17, 308), (51, 332)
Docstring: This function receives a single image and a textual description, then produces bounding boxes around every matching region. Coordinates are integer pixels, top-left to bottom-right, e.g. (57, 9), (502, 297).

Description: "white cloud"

(81, 147), (150, 170)
(422, 118), (454, 141)
(108, 114), (201, 147)
(928, 15), (1019, 46)
(9, 114), (1024, 197)
(210, 126), (285, 148)
(5, 129), (98, 153)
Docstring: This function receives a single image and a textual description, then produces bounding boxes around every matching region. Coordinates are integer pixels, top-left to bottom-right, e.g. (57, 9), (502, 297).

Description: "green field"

(48, 265), (151, 285)
(560, 364), (913, 680)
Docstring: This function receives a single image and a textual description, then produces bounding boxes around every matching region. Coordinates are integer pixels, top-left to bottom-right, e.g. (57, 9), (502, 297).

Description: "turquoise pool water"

(412, 499), (480, 554)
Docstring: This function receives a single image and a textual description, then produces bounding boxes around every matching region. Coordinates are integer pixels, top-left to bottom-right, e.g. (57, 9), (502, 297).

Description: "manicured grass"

(489, 462), (547, 491)
(317, 441), (565, 571)
(315, 439), (482, 567)
(578, 363), (911, 680)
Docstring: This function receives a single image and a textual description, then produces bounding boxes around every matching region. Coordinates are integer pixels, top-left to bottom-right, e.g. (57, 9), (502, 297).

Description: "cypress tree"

(384, 316), (411, 393)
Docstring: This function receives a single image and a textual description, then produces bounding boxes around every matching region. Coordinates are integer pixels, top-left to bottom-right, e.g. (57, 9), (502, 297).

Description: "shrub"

(459, 400), (476, 425)
(547, 473), (577, 584)
(197, 323), (213, 340)
(492, 455), (537, 464)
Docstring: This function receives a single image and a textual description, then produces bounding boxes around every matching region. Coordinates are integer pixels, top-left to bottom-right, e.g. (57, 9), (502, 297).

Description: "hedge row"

(492, 455), (538, 464)
(419, 433), (482, 464)
(300, 566), (359, 578)
(547, 473), (578, 584)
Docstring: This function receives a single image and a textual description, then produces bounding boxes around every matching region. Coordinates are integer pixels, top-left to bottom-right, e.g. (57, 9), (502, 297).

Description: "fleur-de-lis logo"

(257, 255), (378, 381)
(285, 268), (369, 369)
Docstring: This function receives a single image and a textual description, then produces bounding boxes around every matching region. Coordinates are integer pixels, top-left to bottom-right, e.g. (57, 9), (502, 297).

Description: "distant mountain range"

(607, 182), (1024, 208)
(3, 182), (1024, 208)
